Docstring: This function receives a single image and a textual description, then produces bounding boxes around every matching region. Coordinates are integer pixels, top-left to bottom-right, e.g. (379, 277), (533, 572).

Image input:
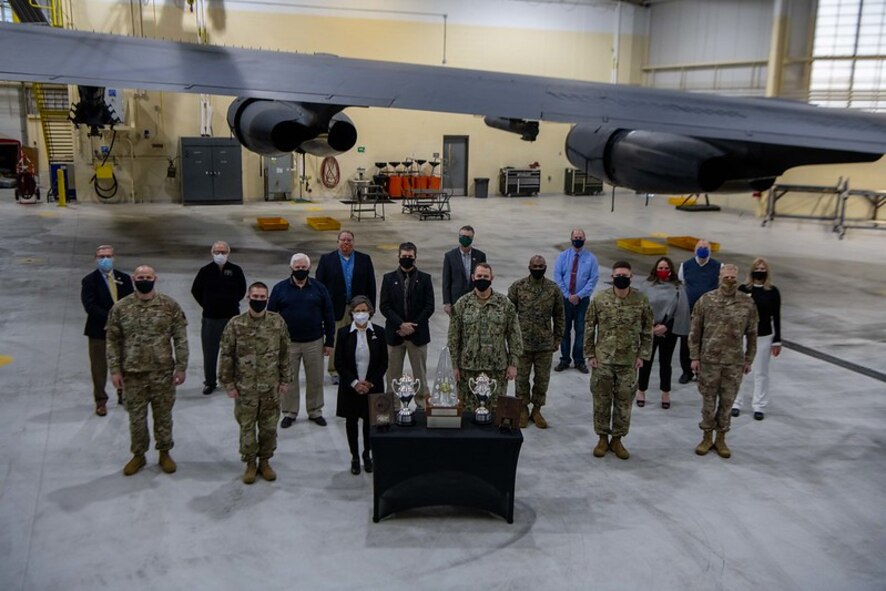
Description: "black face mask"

(473, 278), (492, 292)
(249, 299), (267, 313)
(291, 269), (309, 281)
(399, 257), (415, 270)
(134, 279), (154, 294)
(613, 276), (631, 289)
(752, 271), (767, 281)
(572, 239), (585, 249)
(529, 268), (546, 280)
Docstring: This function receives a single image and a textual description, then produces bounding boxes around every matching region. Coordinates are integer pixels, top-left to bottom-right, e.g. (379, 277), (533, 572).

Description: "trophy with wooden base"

(392, 375), (420, 427)
(469, 373), (497, 425)
(426, 347), (463, 429)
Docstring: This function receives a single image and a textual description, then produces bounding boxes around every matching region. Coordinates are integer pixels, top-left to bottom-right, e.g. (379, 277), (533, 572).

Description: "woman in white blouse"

(334, 296), (388, 475)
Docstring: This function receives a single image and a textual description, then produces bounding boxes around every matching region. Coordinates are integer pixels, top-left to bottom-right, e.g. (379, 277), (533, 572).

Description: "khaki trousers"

(88, 338), (109, 404)
(282, 338), (325, 419)
(388, 341), (428, 408)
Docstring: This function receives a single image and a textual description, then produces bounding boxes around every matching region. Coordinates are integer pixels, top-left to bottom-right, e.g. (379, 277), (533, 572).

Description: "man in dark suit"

(315, 230), (377, 384)
(442, 225), (486, 315)
(379, 242), (435, 408)
(80, 244), (133, 416)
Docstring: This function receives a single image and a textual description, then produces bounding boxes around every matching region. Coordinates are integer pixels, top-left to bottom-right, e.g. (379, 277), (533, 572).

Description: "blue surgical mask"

(696, 247), (710, 259)
(97, 258), (113, 273)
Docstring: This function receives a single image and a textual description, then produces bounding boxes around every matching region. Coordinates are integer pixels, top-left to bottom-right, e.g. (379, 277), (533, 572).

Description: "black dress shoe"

(117, 389), (124, 405)
(281, 416), (295, 429)
(754, 411), (765, 421)
(309, 416), (327, 427)
(363, 453), (374, 473)
(575, 364), (589, 374)
(678, 373), (692, 385)
(202, 385), (215, 395)
(350, 458), (361, 475)
(554, 362), (570, 372)
(731, 408), (740, 418)
(661, 401), (671, 409)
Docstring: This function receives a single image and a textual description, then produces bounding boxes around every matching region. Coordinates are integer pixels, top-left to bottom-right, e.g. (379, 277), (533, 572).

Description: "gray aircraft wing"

(1, 22), (884, 154)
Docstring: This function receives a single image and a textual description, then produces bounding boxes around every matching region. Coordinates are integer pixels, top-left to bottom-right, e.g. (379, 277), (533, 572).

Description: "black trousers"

(201, 317), (231, 387)
(346, 417), (371, 459)
(639, 333), (678, 392)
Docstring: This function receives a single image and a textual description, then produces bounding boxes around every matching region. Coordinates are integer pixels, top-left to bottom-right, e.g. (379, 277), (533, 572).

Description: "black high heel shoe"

(362, 452), (374, 473)
(350, 458), (361, 475)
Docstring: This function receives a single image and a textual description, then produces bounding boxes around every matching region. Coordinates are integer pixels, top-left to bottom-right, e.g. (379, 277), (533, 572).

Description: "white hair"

(290, 253), (311, 267)
(211, 241), (230, 253)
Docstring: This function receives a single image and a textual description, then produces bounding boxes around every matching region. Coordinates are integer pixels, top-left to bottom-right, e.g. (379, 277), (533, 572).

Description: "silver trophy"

(392, 375), (421, 426)
(468, 373), (497, 425)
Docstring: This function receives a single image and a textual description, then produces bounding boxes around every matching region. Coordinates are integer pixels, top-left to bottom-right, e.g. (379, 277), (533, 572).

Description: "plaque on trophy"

(369, 392), (394, 429)
(426, 346), (463, 429)
(392, 375), (420, 426)
(495, 384), (522, 431)
(469, 373), (497, 425)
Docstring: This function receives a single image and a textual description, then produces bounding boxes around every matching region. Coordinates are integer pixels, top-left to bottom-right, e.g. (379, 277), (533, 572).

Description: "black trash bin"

(474, 177), (489, 198)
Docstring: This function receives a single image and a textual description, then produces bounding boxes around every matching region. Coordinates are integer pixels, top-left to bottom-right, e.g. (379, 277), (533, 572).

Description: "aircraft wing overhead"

(1, 23), (885, 154)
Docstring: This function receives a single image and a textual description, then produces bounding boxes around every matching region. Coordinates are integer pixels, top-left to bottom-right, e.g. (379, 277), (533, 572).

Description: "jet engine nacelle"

(227, 98), (357, 156)
(565, 124), (878, 194)
(566, 126), (737, 194)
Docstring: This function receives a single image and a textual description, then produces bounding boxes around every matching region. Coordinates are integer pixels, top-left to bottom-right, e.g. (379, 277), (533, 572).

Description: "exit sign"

(357, 146), (365, 153)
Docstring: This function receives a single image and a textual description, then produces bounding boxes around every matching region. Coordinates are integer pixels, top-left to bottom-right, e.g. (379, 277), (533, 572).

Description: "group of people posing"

(80, 228), (781, 482)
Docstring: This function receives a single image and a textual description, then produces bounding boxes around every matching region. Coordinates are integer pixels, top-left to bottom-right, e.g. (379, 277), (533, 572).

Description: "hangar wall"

(32, 0), (647, 203)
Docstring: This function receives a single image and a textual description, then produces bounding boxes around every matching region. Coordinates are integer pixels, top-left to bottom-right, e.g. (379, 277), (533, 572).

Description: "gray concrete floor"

(0, 190), (884, 591)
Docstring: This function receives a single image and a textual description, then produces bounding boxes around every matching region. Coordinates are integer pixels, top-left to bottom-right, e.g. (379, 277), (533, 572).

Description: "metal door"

(442, 135), (468, 196)
(211, 144), (243, 203)
(181, 142), (214, 203)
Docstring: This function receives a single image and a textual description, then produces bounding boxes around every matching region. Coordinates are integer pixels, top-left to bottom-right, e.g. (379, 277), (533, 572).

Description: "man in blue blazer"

(315, 230), (377, 384)
(81, 245), (134, 416)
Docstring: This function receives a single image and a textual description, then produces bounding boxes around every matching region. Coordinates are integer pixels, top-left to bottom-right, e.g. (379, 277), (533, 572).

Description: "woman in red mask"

(637, 257), (690, 409)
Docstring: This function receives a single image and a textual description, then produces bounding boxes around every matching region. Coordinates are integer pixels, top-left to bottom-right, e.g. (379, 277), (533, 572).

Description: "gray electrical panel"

(264, 154), (294, 200)
(180, 137), (243, 205)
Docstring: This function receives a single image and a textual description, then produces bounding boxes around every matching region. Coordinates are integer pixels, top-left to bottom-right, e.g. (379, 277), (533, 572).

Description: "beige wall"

(56, 2), (641, 203)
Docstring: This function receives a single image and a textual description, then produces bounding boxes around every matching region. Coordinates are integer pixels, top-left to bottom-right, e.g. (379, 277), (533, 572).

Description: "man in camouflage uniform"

(107, 265), (189, 476)
(584, 261), (652, 460)
(448, 263), (523, 412)
(689, 264), (758, 459)
(219, 282), (292, 484)
(508, 255), (565, 429)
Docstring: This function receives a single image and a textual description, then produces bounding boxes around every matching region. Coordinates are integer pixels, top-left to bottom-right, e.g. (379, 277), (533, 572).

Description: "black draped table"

(370, 410), (523, 523)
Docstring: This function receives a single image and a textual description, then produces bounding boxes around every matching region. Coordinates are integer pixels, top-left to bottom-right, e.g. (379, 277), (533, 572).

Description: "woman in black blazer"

(335, 295), (388, 475)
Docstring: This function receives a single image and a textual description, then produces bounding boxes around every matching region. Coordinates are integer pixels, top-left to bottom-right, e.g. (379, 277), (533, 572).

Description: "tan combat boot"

(714, 432), (731, 459)
(123, 455), (146, 476)
(259, 459), (277, 481)
(158, 451), (177, 474)
(695, 431), (714, 456)
(530, 406), (548, 429)
(519, 405), (530, 429)
(243, 461), (258, 484)
(609, 436), (630, 460)
(592, 435), (609, 458)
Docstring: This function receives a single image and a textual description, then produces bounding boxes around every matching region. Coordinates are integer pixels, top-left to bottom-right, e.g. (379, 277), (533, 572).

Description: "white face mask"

(353, 312), (370, 325)
(213, 253), (228, 265)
